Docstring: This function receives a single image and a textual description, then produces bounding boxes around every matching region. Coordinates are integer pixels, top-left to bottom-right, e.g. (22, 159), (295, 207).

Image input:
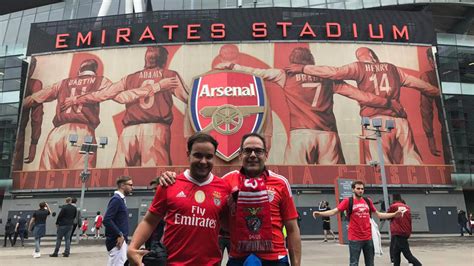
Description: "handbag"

(142, 242), (167, 266)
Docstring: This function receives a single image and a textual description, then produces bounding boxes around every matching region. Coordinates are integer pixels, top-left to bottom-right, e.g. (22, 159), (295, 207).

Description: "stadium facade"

(0, 0), (473, 235)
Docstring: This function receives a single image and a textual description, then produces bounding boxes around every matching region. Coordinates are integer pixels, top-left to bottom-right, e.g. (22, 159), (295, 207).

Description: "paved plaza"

(0, 235), (472, 265)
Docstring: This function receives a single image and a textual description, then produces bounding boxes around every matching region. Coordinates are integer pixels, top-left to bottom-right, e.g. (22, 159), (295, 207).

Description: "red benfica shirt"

(388, 202), (412, 237)
(223, 169), (298, 260)
(122, 68), (179, 127)
(337, 197), (376, 241)
(149, 170), (231, 265)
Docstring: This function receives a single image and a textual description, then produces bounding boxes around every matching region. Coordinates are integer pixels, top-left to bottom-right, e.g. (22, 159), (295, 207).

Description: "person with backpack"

(313, 180), (401, 266)
(3, 218), (15, 247)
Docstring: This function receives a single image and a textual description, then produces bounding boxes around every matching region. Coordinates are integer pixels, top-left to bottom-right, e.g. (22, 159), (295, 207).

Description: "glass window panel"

(292, 0), (309, 7)
(363, 0), (380, 8)
(0, 91), (20, 103)
(184, 0), (202, 9)
(0, 103), (19, 116)
(256, 0), (273, 7)
(151, 0), (166, 10)
(2, 79), (21, 92)
(309, 0), (326, 5)
(165, 0), (183, 9)
(327, 2), (345, 9)
(345, 1), (363, 9)
(3, 17), (21, 45)
(5, 57), (22, 68)
(437, 33), (457, 45)
(0, 20), (8, 46)
(77, 3), (92, 18)
(10, 11), (23, 18)
(0, 80), (3, 91)
(381, 0), (397, 4)
(398, 0), (414, 3)
(441, 82), (462, 94)
(16, 14), (36, 46)
(0, 14), (9, 21)
(4, 67), (21, 78)
(437, 45), (457, 58)
(37, 5), (51, 12)
(202, 0), (219, 8)
(35, 11), (50, 23)
(91, 2), (102, 17)
(49, 8), (65, 21)
(274, 0), (291, 7)
(23, 8), (37, 16)
(51, 1), (66, 9)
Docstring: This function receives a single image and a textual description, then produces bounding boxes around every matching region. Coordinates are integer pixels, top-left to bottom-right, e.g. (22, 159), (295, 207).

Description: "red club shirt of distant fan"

(337, 197), (377, 241)
(223, 169), (298, 261)
(148, 170), (231, 265)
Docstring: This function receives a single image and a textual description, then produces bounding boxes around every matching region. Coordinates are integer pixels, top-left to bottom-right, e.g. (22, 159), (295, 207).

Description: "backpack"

(346, 197), (373, 221)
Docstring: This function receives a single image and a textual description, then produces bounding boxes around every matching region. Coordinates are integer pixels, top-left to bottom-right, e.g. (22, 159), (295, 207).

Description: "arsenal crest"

(190, 71), (267, 161)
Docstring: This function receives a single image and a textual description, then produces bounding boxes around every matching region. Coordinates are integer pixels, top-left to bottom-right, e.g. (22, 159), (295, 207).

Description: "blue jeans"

(348, 240), (374, 266)
(35, 237), (41, 252)
(53, 225), (73, 255)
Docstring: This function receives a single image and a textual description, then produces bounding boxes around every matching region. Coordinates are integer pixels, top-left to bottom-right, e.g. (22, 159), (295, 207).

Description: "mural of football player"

(13, 57), (43, 170)
(63, 46), (187, 167)
(23, 58), (113, 170)
(286, 47), (440, 164)
(217, 47), (399, 165)
(420, 49), (450, 163)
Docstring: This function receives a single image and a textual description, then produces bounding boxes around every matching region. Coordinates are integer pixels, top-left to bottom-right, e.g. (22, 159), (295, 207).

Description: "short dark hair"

(97, 211), (101, 215)
(116, 175), (132, 187)
(351, 180), (365, 189)
(392, 194), (403, 202)
(39, 202), (46, 209)
(240, 133), (267, 151)
(71, 197), (77, 204)
(187, 132), (218, 152)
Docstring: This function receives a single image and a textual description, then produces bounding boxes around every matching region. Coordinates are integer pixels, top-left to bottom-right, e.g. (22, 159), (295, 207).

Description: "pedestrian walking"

(458, 209), (472, 236)
(3, 218), (15, 247)
(318, 201), (336, 242)
(50, 197), (77, 257)
(388, 194), (422, 266)
(69, 197), (80, 242)
(81, 218), (89, 239)
(29, 202), (51, 258)
(94, 211), (103, 239)
(313, 180), (401, 266)
(104, 175), (133, 266)
(13, 215), (27, 246)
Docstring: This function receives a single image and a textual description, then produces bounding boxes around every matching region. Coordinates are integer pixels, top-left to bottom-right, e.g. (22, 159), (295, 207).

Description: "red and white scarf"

(233, 175), (273, 253)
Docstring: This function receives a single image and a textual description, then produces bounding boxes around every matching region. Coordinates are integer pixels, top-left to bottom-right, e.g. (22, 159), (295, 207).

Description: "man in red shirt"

(127, 133), (231, 265)
(313, 180), (401, 266)
(156, 133), (301, 266)
(388, 194), (421, 266)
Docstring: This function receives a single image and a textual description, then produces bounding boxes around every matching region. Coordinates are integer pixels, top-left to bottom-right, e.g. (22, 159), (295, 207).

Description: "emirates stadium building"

(0, 0), (473, 236)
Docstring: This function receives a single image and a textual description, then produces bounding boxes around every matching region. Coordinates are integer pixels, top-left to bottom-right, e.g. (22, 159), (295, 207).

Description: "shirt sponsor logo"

(174, 205), (217, 229)
(176, 191), (187, 198)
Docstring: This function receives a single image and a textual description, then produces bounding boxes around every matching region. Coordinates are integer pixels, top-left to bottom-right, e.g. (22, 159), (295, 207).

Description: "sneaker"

(49, 253), (58, 257)
(33, 252), (41, 258)
(323, 239), (328, 242)
(63, 254), (69, 257)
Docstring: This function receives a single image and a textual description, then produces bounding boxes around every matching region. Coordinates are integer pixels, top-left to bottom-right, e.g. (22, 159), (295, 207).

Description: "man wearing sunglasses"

(103, 175), (133, 266)
(152, 133), (301, 266)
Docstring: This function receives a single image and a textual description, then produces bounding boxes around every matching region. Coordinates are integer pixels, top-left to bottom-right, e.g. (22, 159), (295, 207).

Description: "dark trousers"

(13, 230), (25, 246)
(392, 235), (422, 266)
(53, 225), (73, 255)
(3, 233), (14, 247)
(459, 223), (472, 236)
(348, 240), (374, 266)
(70, 224), (78, 242)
